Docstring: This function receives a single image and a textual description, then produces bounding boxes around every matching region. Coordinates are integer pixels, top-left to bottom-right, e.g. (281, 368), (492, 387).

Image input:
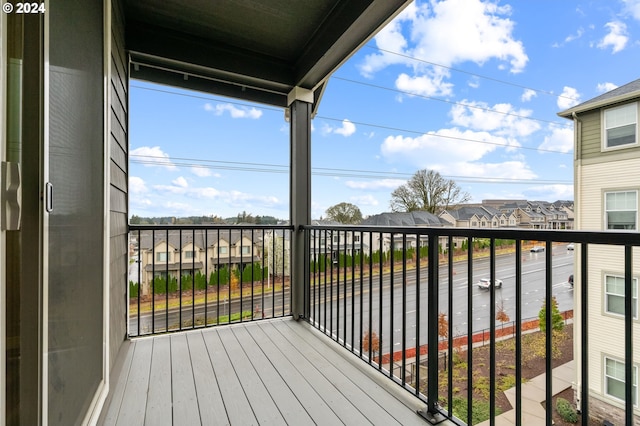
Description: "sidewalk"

(477, 360), (574, 426)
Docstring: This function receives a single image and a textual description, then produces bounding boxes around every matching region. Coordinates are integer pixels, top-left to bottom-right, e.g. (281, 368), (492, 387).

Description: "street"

(130, 244), (575, 359)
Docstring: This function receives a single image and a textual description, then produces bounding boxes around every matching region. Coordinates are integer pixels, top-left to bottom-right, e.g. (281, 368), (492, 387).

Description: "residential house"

(559, 78), (640, 424)
(135, 229), (263, 295)
(361, 211), (451, 253)
(439, 205), (517, 229)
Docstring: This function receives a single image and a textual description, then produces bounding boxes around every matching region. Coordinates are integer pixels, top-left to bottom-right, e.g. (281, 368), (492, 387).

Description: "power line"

(131, 84), (571, 155)
(362, 45), (577, 101)
(331, 76), (568, 127)
(130, 154), (572, 185)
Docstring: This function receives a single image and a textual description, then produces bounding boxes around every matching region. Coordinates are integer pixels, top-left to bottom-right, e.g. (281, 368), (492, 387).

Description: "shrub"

(539, 296), (564, 332)
(556, 397), (578, 423)
(129, 281), (139, 298)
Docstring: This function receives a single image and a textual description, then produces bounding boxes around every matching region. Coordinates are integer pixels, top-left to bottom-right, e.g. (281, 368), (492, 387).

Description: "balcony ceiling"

(125, 0), (411, 112)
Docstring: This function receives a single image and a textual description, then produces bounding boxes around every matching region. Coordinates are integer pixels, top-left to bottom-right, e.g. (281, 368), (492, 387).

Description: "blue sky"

(129, 0), (640, 220)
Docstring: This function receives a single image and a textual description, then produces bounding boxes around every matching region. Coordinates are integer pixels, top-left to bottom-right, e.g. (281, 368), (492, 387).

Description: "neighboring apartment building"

(136, 229), (262, 295)
(439, 205), (517, 229)
(559, 78), (640, 424)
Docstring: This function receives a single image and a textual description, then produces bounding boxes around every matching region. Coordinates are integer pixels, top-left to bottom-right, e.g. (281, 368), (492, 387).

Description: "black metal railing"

(128, 224), (293, 337)
(302, 225), (640, 426)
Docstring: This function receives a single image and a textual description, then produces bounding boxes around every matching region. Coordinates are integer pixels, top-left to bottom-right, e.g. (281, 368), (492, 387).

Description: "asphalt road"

(309, 243), (575, 356)
(130, 244), (575, 357)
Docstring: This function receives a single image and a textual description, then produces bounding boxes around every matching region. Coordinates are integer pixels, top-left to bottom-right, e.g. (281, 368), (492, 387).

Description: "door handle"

(1, 161), (22, 231)
(45, 181), (53, 213)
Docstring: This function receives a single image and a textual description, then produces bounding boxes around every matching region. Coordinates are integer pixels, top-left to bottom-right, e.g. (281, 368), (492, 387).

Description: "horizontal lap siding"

(109, 0), (128, 370)
(578, 160), (640, 398)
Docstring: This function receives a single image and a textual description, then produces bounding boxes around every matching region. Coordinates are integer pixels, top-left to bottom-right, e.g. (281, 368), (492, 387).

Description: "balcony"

(105, 224), (640, 425)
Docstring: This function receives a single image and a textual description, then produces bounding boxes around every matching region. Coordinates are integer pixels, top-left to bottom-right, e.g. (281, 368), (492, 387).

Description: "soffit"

(124, 0), (411, 111)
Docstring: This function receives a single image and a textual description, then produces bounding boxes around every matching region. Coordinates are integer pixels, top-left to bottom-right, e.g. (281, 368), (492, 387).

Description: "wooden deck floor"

(99, 318), (440, 425)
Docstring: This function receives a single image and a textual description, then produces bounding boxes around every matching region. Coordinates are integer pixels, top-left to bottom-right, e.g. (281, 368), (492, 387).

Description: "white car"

(530, 246), (545, 253)
(477, 278), (503, 290)
(567, 243), (574, 250)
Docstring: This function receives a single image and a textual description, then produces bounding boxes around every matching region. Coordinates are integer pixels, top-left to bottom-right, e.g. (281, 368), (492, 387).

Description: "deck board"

(115, 338), (153, 425)
(100, 318), (435, 426)
(145, 336), (172, 426)
(185, 331), (229, 425)
(245, 322), (343, 425)
(258, 321), (371, 425)
(170, 333), (201, 425)
(230, 326), (315, 426)
(202, 328), (258, 425)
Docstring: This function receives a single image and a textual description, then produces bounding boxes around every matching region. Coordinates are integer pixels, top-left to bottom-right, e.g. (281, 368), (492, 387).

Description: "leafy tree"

(538, 296), (564, 332)
(390, 169), (470, 213)
(362, 330), (380, 356)
(325, 202), (363, 224)
(496, 299), (510, 332)
(438, 312), (448, 340)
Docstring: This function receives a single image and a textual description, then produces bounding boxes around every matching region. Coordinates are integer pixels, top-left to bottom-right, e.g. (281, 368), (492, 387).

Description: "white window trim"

(604, 356), (638, 406)
(604, 190), (638, 231)
(604, 274), (639, 320)
(602, 102), (638, 151)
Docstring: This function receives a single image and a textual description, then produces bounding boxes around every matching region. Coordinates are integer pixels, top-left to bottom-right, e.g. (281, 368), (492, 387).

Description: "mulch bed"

(434, 323), (575, 424)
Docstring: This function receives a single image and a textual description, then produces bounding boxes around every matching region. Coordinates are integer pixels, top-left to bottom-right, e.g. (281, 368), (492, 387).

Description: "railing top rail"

(301, 224), (640, 246)
(129, 223), (294, 231)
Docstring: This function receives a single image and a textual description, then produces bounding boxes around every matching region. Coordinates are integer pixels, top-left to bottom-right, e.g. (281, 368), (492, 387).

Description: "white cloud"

(323, 119), (357, 137)
(553, 28), (584, 47)
(345, 179), (406, 190)
(350, 194), (379, 206)
(597, 21), (628, 53)
(360, 0), (528, 77)
(622, 0), (640, 21)
(450, 100), (540, 138)
(521, 89), (537, 102)
(395, 71), (454, 97)
(129, 176), (148, 194)
(538, 127), (574, 153)
(191, 166), (221, 177)
(526, 184), (574, 200)
(334, 119), (357, 137)
(596, 82), (618, 93)
(455, 161), (537, 180)
(468, 76), (480, 89)
(381, 129), (505, 167)
(557, 86), (581, 110)
(172, 176), (188, 188)
(130, 146), (176, 170)
(205, 102), (262, 119)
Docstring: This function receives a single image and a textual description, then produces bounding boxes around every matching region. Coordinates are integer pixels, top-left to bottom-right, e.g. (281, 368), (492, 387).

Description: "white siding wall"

(577, 159), (640, 405)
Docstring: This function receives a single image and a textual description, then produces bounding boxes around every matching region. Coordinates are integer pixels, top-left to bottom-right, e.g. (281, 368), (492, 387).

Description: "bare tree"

(390, 169), (470, 213)
(325, 202), (363, 224)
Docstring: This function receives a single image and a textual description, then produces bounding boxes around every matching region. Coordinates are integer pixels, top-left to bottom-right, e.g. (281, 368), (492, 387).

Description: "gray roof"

(361, 211), (451, 227)
(558, 78), (640, 117)
(139, 229), (262, 251)
(444, 206), (503, 221)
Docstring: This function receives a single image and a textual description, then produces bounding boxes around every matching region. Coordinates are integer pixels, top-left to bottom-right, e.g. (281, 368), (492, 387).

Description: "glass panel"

(607, 294), (625, 315)
(607, 211), (636, 229)
(47, 2), (104, 422)
(607, 124), (636, 147)
(606, 103), (637, 128)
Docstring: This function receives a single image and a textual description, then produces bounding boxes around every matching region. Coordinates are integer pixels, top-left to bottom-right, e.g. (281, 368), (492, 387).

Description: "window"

(184, 250), (194, 259)
(219, 246), (228, 255)
(242, 246), (250, 255)
(605, 357), (638, 405)
(605, 275), (638, 318)
(354, 234), (360, 243)
(604, 103), (637, 149)
(156, 252), (170, 262)
(605, 191), (637, 230)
